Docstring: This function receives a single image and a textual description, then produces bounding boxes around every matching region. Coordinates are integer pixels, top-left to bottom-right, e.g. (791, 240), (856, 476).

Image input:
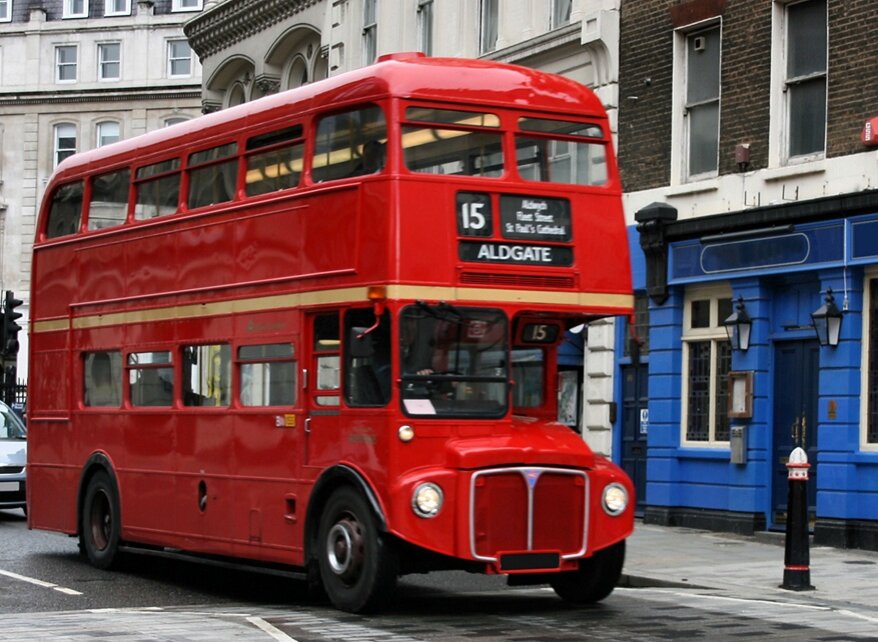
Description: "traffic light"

(2, 290), (23, 359)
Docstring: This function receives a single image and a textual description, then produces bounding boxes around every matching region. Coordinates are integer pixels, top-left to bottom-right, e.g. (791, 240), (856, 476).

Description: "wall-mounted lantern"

(724, 296), (752, 352)
(811, 288), (843, 347)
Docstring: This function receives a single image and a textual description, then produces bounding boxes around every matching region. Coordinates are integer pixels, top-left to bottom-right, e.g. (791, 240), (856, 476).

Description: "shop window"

(865, 278), (878, 447)
(682, 287), (732, 444)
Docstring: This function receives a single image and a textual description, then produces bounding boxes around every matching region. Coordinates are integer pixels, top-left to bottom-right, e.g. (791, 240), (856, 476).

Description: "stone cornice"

(184, 0), (319, 59)
(0, 86), (202, 107)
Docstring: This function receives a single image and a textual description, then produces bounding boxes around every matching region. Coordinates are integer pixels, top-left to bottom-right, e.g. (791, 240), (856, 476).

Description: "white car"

(0, 401), (26, 514)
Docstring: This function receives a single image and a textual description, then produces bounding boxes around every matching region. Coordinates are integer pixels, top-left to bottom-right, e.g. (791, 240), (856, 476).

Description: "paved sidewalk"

(624, 521), (878, 615)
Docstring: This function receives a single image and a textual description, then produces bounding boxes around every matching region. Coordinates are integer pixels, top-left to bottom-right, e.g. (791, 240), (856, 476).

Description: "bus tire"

(550, 540), (625, 604)
(316, 486), (398, 613)
(80, 470), (123, 570)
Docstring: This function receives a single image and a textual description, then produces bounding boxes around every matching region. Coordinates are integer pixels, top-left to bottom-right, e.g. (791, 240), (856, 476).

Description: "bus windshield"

(400, 304), (508, 418)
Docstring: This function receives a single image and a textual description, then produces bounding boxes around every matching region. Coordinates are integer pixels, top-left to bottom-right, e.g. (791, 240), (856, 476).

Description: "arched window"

(227, 83), (246, 108)
(96, 121), (120, 147)
(287, 57), (308, 89)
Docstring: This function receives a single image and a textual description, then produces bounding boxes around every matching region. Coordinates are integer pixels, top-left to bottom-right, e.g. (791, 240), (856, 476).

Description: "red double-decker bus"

(28, 53), (634, 613)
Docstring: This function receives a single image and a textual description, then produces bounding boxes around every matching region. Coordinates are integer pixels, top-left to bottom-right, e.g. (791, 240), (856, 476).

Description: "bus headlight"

(602, 483), (628, 516)
(411, 482), (443, 518)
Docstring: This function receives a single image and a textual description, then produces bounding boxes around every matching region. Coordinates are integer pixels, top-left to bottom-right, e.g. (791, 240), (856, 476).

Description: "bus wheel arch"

(77, 455), (123, 570)
(305, 466), (395, 612)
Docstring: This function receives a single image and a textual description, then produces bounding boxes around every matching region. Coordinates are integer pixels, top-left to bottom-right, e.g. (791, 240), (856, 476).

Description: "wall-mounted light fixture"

(724, 296), (752, 352)
(811, 288), (843, 347)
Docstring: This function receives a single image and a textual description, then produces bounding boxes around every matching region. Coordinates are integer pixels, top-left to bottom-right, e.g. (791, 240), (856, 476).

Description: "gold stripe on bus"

(34, 285), (633, 333)
(32, 318), (72, 333)
(387, 285), (634, 309)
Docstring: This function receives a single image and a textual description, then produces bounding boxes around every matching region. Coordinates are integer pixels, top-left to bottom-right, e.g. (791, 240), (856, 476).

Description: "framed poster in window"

(728, 370), (753, 419)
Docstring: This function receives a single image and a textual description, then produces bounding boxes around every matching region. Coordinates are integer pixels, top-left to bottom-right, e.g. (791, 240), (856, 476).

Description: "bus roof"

(51, 53), (608, 180)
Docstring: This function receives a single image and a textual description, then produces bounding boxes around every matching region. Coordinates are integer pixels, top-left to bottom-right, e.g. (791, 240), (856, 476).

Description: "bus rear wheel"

(316, 487), (398, 613)
(550, 540), (625, 604)
(80, 470), (122, 570)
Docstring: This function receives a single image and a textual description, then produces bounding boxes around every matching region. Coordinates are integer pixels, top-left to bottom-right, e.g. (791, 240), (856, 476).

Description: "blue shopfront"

(629, 193), (878, 551)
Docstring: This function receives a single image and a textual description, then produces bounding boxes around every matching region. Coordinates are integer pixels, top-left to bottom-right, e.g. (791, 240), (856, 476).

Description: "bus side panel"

(32, 246), (78, 321)
(26, 421), (79, 534)
(27, 328), (77, 533)
(231, 412), (305, 565)
(117, 413), (179, 546)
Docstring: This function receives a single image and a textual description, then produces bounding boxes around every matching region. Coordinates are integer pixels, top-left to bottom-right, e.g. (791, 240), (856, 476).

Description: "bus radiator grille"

(470, 467), (588, 561)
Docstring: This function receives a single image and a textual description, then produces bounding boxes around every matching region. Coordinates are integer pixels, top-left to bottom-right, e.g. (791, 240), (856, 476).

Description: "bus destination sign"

(458, 241), (573, 266)
(500, 195), (571, 242)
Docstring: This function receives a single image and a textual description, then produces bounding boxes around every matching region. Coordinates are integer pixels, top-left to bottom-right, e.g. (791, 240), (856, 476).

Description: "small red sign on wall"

(862, 117), (878, 146)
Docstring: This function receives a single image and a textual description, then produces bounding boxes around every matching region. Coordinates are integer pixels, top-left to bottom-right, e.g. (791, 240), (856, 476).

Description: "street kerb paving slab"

(623, 522), (878, 614)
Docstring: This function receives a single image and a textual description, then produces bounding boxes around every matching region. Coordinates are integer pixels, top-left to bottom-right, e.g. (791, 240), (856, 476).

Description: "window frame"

(53, 122), (77, 168)
(552, 0), (572, 29)
(861, 270), (878, 452)
(96, 120), (121, 147)
(63, 0), (88, 19)
(104, 0), (130, 16)
(680, 284), (733, 447)
(769, 0), (828, 166)
(55, 44), (78, 84)
(0, 0), (11, 23)
(362, 0), (377, 64)
(97, 42), (122, 81)
(167, 39), (193, 78)
(479, 0), (499, 54)
(671, 19), (721, 184)
(171, 0), (202, 11)
(417, 0), (433, 56)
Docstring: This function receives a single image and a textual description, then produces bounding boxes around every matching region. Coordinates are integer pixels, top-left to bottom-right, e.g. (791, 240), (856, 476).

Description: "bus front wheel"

(316, 486), (398, 613)
(80, 470), (122, 570)
(550, 540), (625, 604)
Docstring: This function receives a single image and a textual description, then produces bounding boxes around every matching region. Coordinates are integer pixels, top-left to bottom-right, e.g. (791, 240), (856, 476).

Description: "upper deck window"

(402, 107), (503, 178)
(515, 117), (607, 186)
(88, 168), (130, 231)
(245, 126), (304, 196)
(45, 181), (84, 239)
(312, 105), (387, 182)
(188, 142), (238, 209)
(135, 158), (181, 220)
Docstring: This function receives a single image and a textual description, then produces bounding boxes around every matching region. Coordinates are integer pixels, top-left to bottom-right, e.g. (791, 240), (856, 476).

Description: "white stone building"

(0, 0), (205, 378)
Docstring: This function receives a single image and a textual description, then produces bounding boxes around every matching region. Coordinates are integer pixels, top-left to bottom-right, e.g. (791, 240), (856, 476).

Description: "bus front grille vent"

(460, 272), (574, 289)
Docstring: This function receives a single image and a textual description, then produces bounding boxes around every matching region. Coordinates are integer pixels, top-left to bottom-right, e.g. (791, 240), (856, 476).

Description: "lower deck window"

(128, 351), (174, 407)
(183, 344), (231, 407)
(83, 351), (123, 407)
(239, 343), (296, 407)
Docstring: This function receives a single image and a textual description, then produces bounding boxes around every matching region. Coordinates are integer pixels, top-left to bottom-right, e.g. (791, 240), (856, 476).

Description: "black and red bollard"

(781, 447), (815, 591)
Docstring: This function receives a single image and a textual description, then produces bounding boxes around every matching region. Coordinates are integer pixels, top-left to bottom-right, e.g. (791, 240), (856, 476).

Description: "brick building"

(618, 0), (878, 549)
